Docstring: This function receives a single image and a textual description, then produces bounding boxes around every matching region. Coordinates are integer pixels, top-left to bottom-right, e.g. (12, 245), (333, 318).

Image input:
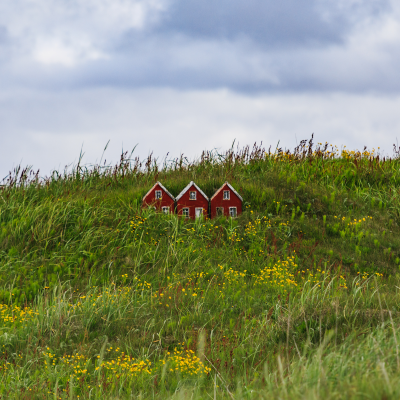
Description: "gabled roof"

(176, 181), (209, 202)
(142, 181), (175, 202)
(210, 182), (243, 202)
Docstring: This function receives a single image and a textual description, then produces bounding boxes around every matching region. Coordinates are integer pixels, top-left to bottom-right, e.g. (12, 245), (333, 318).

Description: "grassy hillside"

(2, 138), (400, 399)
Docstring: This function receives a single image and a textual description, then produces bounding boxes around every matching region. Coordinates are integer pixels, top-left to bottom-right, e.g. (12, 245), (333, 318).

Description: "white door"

(195, 208), (203, 219)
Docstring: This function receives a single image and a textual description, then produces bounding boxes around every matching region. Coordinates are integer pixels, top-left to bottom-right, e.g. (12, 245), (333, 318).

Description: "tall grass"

(1, 138), (400, 398)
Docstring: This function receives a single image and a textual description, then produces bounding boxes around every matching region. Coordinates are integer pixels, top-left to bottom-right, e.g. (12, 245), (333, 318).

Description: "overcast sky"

(1, 0), (400, 178)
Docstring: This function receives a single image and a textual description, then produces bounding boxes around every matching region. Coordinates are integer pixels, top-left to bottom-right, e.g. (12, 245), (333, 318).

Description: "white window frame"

(195, 208), (203, 219)
(155, 190), (162, 200)
(216, 207), (224, 216)
(189, 191), (197, 200)
(223, 190), (230, 200)
(182, 208), (190, 218)
(162, 206), (170, 214)
(229, 207), (237, 218)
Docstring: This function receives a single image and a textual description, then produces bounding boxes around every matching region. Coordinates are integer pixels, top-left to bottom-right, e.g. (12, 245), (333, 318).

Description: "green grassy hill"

(2, 139), (400, 399)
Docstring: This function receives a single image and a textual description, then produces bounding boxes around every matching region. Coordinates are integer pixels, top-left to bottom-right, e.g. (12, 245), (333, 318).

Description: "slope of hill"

(1, 139), (400, 399)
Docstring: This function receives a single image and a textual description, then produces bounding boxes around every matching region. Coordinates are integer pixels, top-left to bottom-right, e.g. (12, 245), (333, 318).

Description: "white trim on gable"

(176, 181), (209, 202)
(210, 182), (243, 202)
(142, 181), (175, 202)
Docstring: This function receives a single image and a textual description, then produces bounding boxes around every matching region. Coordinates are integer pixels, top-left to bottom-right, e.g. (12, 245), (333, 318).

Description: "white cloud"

(0, 0), (398, 92)
(0, 0), (166, 66)
(1, 88), (400, 178)
(33, 38), (109, 67)
(0, 1), (399, 181)
(0, 0), (165, 36)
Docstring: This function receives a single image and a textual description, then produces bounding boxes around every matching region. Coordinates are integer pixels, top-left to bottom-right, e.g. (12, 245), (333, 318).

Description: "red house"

(142, 181), (175, 214)
(176, 181), (209, 219)
(210, 182), (243, 218)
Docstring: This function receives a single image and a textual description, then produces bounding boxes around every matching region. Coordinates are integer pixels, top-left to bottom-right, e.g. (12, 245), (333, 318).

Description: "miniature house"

(210, 182), (243, 218)
(176, 181), (209, 219)
(142, 181), (175, 214)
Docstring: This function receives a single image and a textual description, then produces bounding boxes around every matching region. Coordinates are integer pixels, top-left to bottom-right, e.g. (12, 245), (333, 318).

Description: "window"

(182, 208), (189, 218)
(162, 206), (170, 214)
(229, 207), (237, 218)
(195, 208), (203, 219)
(216, 207), (224, 216)
(155, 190), (162, 199)
(223, 190), (230, 200)
(189, 191), (197, 200)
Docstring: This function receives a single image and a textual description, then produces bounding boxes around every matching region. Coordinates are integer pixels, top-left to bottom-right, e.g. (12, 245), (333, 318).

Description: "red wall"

(210, 183), (242, 218)
(176, 186), (209, 219)
(142, 183), (175, 212)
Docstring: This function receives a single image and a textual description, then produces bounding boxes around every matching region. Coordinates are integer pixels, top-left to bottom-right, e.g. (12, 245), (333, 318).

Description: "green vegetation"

(1, 137), (400, 399)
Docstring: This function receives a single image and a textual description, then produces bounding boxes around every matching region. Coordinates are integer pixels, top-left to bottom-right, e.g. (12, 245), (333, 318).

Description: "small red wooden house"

(210, 182), (243, 218)
(176, 181), (209, 219)
(142, 181), (175, 214)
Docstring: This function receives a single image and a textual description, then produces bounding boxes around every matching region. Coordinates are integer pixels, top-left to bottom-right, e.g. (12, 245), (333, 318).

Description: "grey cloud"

(3, 30), (400, 96)
(0, 26), (7, 42)
(2, 1), (400, 179)
(49, 29), (400, 94)
(1, 88), (400, 178)
(150, 0), (391, 48)
(0, 0), (397, 95)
